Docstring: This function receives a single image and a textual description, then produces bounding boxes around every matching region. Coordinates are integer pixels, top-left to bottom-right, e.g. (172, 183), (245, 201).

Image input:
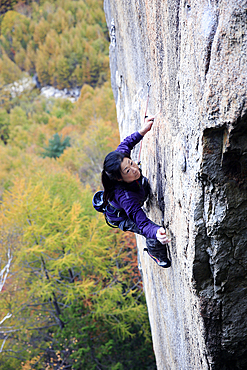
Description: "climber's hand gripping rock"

(139, 115), (156, 136)
(156, 227), (170, 244)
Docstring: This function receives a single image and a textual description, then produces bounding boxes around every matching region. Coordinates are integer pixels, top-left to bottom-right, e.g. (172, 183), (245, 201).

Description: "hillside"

(0, 1), (157, 369)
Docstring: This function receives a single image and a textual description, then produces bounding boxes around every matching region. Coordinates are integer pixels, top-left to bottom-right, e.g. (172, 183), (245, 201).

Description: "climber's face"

(120, 157), (141, 183)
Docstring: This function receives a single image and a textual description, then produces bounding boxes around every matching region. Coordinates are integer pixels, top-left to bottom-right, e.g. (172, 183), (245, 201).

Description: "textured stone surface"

(104, 1), (247, 369)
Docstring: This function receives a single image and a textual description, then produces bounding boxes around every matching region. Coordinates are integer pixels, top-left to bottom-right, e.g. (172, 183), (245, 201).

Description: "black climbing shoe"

(144, 248), (171, 268)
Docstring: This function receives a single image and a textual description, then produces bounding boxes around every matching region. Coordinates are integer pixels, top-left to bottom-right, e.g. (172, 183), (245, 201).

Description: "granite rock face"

(104, 1), (247, 369)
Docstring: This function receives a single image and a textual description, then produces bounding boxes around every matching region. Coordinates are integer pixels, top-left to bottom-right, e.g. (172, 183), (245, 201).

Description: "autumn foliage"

(0, 170), (154, 369)
(0, 1), (156, 369)
(0, 0), (109, 88)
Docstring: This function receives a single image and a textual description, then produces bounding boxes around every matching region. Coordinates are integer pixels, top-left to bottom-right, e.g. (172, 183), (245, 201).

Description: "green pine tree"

(42, 133), (71, 159)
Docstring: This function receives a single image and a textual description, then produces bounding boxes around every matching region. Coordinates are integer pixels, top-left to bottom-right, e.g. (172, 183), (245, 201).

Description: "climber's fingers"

(156, 227), (171, 244)
(141, 112), (161, 136)
(144, 113), (157, 131)
(145, 111), (160, 123)
(145, 115), (155, 122)
(143, 119), (154, 132)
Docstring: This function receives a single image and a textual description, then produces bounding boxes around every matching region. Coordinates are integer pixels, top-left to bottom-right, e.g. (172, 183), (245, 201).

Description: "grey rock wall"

(104, 1), (247, 369)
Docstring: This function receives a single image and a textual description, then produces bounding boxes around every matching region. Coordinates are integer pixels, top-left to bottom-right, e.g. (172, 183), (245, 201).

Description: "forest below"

(0, 1), (156, 369)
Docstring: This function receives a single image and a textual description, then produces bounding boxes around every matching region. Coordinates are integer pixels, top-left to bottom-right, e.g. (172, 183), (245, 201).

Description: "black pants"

(111, 218), (168, 261)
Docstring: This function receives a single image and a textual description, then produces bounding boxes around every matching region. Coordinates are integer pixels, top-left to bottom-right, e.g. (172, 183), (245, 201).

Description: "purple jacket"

(109, 131), (160, 240)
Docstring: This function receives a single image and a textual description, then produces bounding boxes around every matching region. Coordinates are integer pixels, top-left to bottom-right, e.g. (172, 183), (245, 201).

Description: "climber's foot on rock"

(144, 248), (171, 268)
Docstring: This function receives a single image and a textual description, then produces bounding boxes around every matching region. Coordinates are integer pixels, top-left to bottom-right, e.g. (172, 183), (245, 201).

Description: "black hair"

(101, 151), (129, 204)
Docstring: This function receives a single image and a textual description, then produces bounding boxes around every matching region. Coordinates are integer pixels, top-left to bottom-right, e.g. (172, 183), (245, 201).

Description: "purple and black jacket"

(107, 131), (160, 240)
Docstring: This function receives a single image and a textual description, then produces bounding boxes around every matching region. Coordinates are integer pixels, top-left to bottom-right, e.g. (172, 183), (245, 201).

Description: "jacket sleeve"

(116, 131), (143, 156)
(116, 188), (160, 239)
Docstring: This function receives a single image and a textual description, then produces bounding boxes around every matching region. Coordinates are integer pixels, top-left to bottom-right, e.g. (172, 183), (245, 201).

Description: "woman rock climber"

(100, 115), (171, 268)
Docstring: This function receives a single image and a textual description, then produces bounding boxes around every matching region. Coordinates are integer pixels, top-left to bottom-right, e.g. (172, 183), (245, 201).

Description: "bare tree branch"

(0, 248), (13, 353)
(0, 313), (12, 326)
(0, 248), (12, 292)
(0, 335), (8, 353)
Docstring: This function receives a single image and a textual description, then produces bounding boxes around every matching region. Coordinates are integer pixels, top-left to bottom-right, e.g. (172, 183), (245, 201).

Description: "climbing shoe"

(144, 248), (171, 268)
